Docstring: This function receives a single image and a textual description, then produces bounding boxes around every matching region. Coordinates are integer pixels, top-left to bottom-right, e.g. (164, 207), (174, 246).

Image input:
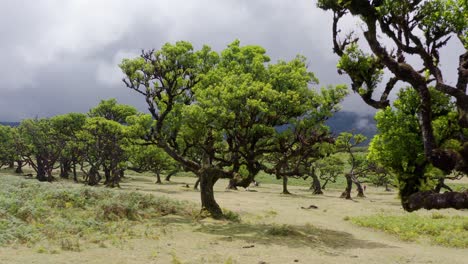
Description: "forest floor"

(0, 173), (467, 264)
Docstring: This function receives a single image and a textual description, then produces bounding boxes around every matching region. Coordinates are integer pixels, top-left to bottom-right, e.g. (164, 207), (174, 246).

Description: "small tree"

(78, 117), (128, 187)
(18, 118), (65, 181)
(52, 113), (87, 180)
(336, 132), (368, 199)
(315, 155), (345, 191)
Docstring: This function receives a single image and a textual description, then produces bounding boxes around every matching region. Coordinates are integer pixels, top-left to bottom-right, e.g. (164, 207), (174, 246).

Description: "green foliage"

(0, 125), (16, 166)
(368, 87), (464, 196)
(418, 0), (468, 49)
(351, 213), (468, 248)
(88, 98), (137, 124)
(337, 43), (383, 95)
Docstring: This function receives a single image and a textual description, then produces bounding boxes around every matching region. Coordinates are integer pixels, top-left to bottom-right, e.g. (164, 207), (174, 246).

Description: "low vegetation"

(0, 175), (198, 250)
(350, 213), (468, 248)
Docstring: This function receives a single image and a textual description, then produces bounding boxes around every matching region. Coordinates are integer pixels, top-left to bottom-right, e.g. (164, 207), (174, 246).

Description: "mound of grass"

(350, 213), (468, 248)
(265, 224), (301, 236)
(0, 175), (197, 249)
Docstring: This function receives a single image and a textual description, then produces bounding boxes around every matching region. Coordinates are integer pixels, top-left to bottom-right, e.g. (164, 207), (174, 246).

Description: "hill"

(0, 122), (20, 127)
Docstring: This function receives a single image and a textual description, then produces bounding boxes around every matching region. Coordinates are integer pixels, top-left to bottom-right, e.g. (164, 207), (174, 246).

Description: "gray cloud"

(0, 0), (463, 121)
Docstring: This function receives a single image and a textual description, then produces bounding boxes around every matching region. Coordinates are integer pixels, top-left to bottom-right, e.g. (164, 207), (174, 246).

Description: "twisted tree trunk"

(155, 172), (162, 184)
(199, 168), (223, 219)
(340, 173), (352, 199)
(354, 180), (365, 197)
(310, 171), (323, 195)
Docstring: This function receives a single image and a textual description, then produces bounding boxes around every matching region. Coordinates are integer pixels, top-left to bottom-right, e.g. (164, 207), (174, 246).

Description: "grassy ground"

(349, 213), (468, 248)
(0, 175), (199, 253)
(0, 168), (467, 263)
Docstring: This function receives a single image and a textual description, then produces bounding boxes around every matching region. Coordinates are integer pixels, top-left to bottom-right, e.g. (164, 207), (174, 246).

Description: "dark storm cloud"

(0, 0), (461, 121)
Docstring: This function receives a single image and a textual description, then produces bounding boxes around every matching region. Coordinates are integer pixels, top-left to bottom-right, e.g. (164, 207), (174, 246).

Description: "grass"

(0, 175), (199, 250)
(350, 213), (468, 248)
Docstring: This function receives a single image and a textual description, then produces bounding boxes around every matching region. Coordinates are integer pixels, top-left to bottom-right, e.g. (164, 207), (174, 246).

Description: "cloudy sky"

(0, 0), (463, 121)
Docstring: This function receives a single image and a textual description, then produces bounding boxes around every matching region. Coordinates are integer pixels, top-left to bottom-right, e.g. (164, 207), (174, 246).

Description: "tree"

(318, 0), (468, 210)
(314, 155), (345, 191)
(120, 40), (347, 218)
(18, 118), (65, 181)
(87, 99), (137, 182)
(77, 117), (128, 187)
(368, 87), (466, 206)
(336, 132), (368, 199)
(52, 113), (87, 180)
(0, 125), (16, 169)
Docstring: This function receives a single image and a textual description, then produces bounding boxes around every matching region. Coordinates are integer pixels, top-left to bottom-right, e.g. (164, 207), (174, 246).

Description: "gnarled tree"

(120, 40), (347, 218)
(317, 0), (468, 210)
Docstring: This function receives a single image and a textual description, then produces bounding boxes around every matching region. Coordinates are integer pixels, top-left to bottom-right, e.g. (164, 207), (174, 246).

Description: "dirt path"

(1, 175), (467, 264)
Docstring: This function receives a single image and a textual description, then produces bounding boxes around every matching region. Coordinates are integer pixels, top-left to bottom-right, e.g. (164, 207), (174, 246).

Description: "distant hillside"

(326, 111), (377, 143)
(0, 122), (20, 127)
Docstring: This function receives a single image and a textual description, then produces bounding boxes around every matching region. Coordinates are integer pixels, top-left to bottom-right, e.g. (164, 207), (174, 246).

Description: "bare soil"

(1, 174), (467, 264)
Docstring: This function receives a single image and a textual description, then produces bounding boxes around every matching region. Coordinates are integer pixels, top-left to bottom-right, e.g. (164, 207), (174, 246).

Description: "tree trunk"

(36, 158), (47, 182)
(155, 172), (162, 184)
(199, 168), (223, 219)
(282, 176), (291, 194)
(15, 160), (23, 174)
(46, 170), (54, 182)
(194, 178), (200, 190)
(107, 169), (123, 188)
(311, 173), (323, 195)
(226, 179), (239, 190)
(72, 162), (78, 182)
(87, 166), (100, 186)
(103, 168), (111, 185)
(434, 178), (453, 193)
(321, 180), (330, 190)
(60, 160), (71, 179)
(165, 170), (177, 181)
(8, 161), (14, 169)
(340, 173), (352, 199)
(385, 183), (391, 192)
(354, 180), (365, 197)
(403, 191), (468, 212)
